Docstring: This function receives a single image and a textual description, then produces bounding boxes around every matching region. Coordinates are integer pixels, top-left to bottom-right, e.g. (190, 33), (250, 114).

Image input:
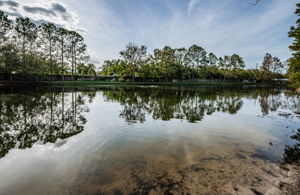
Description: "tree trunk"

(62, 88), (65, 132)
(74, 49), (77, 75)
(61, 42), (64, 81)
(50, 40), (53, 81)
(22, 35), (26, 80)
(22, 36), (26, 70)
(71, 45), (74, 78)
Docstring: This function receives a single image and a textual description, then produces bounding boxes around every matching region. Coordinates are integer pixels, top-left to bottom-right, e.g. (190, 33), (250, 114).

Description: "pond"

(0, 85), (299, 194)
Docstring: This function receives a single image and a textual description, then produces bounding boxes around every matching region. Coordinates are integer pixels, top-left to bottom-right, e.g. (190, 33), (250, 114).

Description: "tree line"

(100, 43), (285, 82)
(0, 10), (96, 80)
(1, 6), (295, 83)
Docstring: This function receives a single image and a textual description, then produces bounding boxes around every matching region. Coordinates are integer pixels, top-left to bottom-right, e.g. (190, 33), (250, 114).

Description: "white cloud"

(1, 0), (84, 32)
(1, 0), (296, 68)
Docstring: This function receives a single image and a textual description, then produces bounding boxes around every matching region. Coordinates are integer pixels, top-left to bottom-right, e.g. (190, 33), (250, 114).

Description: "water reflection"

(284, 128), (300, 164)
(259, 90), (300, 115)
(0, 85), (299, 194)
(0, 88), (95, 158)
(102, 86), (299, 123)
(0, 86), (299, 159)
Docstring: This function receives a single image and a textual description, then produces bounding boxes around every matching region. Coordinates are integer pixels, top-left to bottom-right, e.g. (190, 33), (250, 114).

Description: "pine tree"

(288, 3), (300, 85)
(261, 53), (272, 72)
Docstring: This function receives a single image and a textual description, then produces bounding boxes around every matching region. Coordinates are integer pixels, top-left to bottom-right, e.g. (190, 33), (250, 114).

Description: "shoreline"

(0, 80), (288, 87)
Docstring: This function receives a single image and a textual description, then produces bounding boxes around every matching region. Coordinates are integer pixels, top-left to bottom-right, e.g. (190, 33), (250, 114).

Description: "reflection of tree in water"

(259, 89), (300, 115)
(1, 86), (298, 159)
(103, 86), (299, 124)
(283, 129), (300, 164)
(103, 86), (246, 123)
(0, 88), (95, 158)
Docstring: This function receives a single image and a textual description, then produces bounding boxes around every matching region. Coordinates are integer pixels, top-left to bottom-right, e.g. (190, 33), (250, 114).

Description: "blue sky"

(0, 0), (298, 68)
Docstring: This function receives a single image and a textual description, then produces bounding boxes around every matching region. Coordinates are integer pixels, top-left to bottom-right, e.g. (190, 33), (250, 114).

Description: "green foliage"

(100, 43), (284, 82)
(40, 23), (57, 76)
(0, 8), (288, 83)
(0, 11), (95, 79)
(288, 3), (300, 85)
(0, 44), (20, 74)
(77, 63), (96, 76)
(185, 45), (207, 68)
(0, 11), (12, 44)
(119, 43), (147, 80)
(289, 71), (300, 85)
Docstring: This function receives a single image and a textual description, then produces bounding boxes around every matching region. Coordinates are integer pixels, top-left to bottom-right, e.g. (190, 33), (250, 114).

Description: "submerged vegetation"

(284, 129), (300, 164)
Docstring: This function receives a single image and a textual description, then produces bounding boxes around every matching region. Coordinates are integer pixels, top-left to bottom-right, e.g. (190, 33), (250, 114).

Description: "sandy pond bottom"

(61, 142), (299, 194)
(4, 136), (298, 195)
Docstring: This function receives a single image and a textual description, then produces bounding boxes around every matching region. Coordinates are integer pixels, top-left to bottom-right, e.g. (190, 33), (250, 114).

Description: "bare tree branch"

(249, 0), (261, 6)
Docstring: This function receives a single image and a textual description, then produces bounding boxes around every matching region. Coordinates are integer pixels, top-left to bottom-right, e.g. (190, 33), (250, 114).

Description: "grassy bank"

(0, 80), (288, 87)
(48, 80), (286, 87)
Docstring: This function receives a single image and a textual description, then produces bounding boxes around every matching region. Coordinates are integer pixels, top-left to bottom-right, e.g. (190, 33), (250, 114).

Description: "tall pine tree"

(288, 3), (300, 85)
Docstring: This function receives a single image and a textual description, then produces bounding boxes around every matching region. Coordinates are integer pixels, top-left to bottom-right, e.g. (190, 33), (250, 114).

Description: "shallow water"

(0, 85), (299, 194)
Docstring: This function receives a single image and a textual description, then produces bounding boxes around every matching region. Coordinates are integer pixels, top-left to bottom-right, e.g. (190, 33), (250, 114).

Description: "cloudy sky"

(0, 0), (297, 68)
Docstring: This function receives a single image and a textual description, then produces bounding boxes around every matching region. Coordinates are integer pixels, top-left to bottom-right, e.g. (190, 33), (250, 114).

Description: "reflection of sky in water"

(0, 87), (299, 194)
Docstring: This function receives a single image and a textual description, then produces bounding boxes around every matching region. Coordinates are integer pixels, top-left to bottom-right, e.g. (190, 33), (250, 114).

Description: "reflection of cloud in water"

(0, 86), (299, 194)
(54, 139), (67, 148)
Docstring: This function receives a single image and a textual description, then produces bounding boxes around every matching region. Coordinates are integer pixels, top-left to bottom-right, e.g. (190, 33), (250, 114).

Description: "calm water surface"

(0, 85), (299, 194)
